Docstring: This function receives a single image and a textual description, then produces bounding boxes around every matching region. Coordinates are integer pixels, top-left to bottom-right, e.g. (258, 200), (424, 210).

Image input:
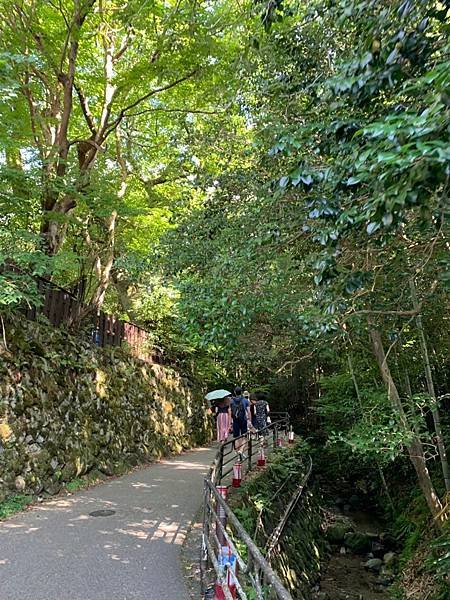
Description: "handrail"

(206, 480), (292, 600)
(214, 413), (290, 485)
(201, 414), (294, 599)
(265, 455), (313, 559)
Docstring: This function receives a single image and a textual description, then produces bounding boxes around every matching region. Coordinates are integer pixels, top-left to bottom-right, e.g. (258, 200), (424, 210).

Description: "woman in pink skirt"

(215, 396), (232, 443)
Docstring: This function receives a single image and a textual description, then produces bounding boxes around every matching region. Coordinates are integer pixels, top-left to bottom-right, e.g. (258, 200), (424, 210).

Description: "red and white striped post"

(257, 445), (266, 467)
(232, 460), (242, 488)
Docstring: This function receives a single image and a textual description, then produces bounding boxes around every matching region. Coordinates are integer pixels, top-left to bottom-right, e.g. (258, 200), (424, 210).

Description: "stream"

(312, 497), (396, 600)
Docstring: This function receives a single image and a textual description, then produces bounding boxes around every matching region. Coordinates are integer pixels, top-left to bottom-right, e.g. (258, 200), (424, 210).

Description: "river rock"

(326, 522), (352, 544)
(14, 476), (26, 492)
(380, 532), (397, 549)
(348, 494), (362, 509)
(383, 551), (396, 566)
(379, 565), (395, 584)
(344, 532), (372, 554)
(371, 541), (385, 558)
(364, 558), (383, 572)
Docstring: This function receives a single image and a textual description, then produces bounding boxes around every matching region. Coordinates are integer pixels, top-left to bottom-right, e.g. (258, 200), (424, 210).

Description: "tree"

(156, 0), (450, 522)
(0, 0), (246, 312)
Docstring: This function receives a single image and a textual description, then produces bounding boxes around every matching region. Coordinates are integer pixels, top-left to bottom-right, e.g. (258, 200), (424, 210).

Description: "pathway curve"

(0, 446), (216, 600)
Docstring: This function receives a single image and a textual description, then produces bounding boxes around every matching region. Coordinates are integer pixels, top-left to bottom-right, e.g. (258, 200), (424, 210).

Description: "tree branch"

(74, 82), (97, 134)
(102, 69), (198, 140)
(346, 306), (423, 318)
(97, 38), (117, 140)
(125, 106), (225, 118)
(22, 74), (44, 161)
(57, 0), (96, 176)
(142, 173), (189, 188)
(113, 28), (133, 62)
(274, 351), (316, 374)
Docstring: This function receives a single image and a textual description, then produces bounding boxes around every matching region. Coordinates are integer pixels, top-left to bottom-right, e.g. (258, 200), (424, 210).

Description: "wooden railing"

(4, 269), (163, 364)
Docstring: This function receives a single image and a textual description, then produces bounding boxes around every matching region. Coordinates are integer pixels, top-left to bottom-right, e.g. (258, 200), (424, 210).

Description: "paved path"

(0, 447), (216, 600)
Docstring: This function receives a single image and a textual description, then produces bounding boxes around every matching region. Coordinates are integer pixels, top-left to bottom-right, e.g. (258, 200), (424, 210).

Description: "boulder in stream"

(344, 531), (372, 554)
(383, 551), (396, 566)
(326, 521), (353, 544)
(364, 557), (383, 572)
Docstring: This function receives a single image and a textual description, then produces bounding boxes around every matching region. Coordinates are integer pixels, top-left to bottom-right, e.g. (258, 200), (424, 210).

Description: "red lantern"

(215, 546), (237, 599)
(232, 461), (242, 488)
(257, 446), (266, 466)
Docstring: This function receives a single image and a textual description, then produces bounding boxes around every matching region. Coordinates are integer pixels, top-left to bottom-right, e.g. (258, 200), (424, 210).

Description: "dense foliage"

(1, 0), (449, 593)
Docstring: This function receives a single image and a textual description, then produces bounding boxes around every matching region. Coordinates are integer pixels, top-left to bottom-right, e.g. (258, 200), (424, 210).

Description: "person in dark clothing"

(231, 386), (251, 454)
(254, 393), (270, 431)
(215, 396), (231, 442)
(249, 393), (258, 428)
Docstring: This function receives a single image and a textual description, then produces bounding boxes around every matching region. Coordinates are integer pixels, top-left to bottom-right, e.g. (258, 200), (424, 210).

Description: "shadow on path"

(0, 447), (216, 600)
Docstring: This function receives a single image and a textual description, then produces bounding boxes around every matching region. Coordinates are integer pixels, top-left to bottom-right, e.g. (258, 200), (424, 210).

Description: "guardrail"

(2, 265), (163, 363)
(215, 412), (290, 485)
(201, 413), (295, 599)
(265, 455), (313, 560)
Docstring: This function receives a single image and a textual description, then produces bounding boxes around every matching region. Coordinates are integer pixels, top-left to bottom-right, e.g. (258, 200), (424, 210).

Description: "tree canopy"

(1, 0), (449, 525)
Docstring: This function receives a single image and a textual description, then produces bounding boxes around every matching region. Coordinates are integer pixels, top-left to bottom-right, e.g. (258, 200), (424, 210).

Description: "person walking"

(215, 396), (231, 443)
(249, 392), (258, 428)
(231, 386), (251, 456)
(254, 392), (270, 432)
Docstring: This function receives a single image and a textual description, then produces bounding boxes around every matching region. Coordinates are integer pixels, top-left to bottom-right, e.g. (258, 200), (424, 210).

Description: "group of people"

(213, 386), (270, 445)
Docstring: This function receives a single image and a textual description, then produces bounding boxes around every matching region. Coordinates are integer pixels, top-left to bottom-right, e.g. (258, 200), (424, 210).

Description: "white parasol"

(205, 389), (232, 402)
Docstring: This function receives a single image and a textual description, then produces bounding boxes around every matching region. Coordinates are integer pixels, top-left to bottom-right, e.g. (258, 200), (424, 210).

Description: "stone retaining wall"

(0, 319), (212, 502)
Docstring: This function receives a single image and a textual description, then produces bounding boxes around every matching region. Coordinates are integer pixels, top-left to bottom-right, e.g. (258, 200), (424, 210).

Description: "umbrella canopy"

(205, 389), (232, 401)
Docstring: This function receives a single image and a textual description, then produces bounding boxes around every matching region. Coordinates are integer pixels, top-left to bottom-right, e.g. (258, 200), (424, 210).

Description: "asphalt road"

(0, 446), (216, 600)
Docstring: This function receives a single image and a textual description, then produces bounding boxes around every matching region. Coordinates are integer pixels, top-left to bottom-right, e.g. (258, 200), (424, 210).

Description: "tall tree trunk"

(347, 352), (394, 510)
(404, 369), (413, 399)
(111, 270), (137, 318)
(73, 210), (118, 324)
(369, 325), (444, 524)
(409, 279), (450, 492)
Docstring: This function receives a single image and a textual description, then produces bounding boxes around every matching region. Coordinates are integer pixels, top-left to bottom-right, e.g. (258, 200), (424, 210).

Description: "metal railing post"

(200, 416), (299, 600)
(218, 444), (224, 484)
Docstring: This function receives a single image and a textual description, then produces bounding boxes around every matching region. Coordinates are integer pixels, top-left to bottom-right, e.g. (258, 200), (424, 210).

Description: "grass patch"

(0, 495), (33, 520)
(64, 470), (109, 494)
(64, 478), (86, 493)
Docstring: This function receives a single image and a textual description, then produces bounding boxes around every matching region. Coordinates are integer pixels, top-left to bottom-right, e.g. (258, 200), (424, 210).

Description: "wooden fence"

(20, 275), (162, 364)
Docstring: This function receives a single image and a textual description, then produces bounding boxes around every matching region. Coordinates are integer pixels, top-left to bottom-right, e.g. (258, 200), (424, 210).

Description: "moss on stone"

(0, 319), (213, 503)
